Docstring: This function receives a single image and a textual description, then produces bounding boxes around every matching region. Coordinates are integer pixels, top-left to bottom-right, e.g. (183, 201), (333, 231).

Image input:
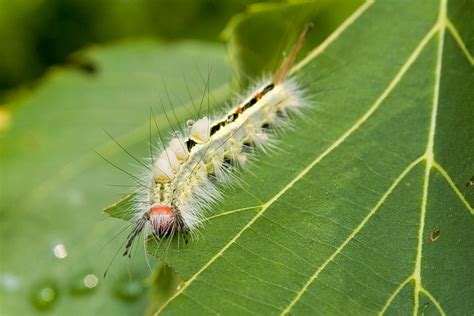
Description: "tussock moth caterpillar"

(109, 24), (313, 258)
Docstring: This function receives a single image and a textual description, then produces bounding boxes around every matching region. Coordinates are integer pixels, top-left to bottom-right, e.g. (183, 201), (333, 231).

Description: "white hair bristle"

(120, 24), (313, 256)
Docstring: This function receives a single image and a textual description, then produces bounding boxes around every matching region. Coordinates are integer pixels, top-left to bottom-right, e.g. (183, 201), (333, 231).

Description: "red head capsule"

(149, 204), (174, 216)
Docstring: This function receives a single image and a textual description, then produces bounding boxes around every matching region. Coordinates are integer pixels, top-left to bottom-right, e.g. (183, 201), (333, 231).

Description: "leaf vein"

(412, 1), (446, 313)
(246, 221), (318, 269)
(445, 19), (474, 65)
(280, 157), (424, 314)
(204, 205), (262, 222)
(194, 276), (282, 311)
(231, 241), (309, 279)
(292, 0), (375, 74)
(298, 210), (355, 232)
(221, 254), (298, 294)
(432, 161), (473, 214)
(257, 215), (341, 256)
(419, 286), (446, 316)
(379, 276), (412, 315)
(179, 292), (220, 315)
(307, 276), (380, 313)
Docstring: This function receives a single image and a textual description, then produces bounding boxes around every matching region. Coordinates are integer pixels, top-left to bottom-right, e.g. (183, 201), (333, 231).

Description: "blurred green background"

(0, 0), (261, 101)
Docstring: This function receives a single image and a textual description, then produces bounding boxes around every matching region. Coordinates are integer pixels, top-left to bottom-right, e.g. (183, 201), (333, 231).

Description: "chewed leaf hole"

(429, 228), (441, 242)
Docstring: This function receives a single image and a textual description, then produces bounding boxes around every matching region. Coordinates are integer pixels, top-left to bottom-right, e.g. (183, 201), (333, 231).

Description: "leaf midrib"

(381, 1), (474, 314)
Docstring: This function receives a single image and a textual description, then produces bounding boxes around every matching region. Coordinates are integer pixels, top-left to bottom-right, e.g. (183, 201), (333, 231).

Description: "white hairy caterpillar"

(120, 25), (313, 257)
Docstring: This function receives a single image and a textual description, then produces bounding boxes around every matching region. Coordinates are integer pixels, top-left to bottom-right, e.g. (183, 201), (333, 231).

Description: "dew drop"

(113, 278), (145, 302)
(30, 282), (58, 310)
(186, 119), (195, 127)
(69, 273), (99, 295)
(53, 243), (67, 259)
(84, 274), (99, 288)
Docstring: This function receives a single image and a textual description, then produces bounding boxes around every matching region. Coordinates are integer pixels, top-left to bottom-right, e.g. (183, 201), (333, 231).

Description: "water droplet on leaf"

(30, 281), (58, 310)
(69, 273), (99, 295)
(53, 243), (67, 259)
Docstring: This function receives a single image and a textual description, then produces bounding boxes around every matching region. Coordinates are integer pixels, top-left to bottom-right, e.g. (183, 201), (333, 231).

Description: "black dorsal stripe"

(185, 83), (276, 152)
(186, 139), (196, 151)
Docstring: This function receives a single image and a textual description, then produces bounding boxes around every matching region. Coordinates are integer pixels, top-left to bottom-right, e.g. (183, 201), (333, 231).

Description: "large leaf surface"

(0, 40), (232, 315)
(141, 0), (472, 314)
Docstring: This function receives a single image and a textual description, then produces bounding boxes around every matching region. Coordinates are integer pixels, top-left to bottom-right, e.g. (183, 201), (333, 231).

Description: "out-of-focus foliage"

(0, 0), (256, 98)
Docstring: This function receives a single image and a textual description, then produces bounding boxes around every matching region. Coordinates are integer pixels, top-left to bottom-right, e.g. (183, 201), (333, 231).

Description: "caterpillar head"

(123, 203), (189, 257)
(148, 203), (176, 235)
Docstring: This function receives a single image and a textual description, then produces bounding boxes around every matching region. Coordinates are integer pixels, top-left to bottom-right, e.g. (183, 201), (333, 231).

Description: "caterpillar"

(122, 25), (313, 257)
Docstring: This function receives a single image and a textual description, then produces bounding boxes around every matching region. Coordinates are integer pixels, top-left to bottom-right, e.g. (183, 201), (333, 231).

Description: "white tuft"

(159, 148), (180, 172)
(154, 158), (174, 182)
(169, 138), (189, 162)
(191, 117), (210, 143)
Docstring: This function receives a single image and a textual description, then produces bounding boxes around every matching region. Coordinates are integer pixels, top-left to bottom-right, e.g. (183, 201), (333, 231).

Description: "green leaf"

(103, 193), (135, 221)
(222, 0), (364, 80)
(145, 0), (473, 315)
(0, 39), (232, 315)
